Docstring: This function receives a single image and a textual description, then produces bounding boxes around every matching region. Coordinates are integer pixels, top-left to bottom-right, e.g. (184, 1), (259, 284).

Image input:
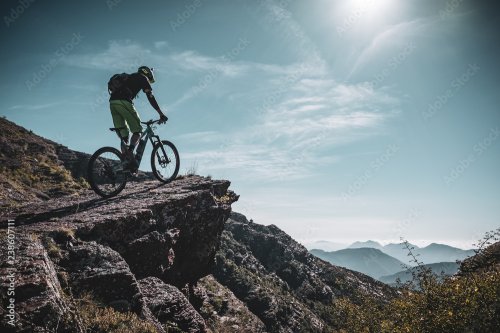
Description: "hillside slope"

(213, 213), (395, 332)
(0, 117), (88, 208)
(0, 117), (152, 210)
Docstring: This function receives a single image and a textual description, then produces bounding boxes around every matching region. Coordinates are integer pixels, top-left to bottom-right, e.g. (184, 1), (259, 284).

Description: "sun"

(335, 0), (398, 34)
(346, 0), (395, 15)
(346, 0), (395, 16)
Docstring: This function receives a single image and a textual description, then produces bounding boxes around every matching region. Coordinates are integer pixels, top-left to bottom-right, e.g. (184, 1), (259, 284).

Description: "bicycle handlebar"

(141, 119), (166, 126)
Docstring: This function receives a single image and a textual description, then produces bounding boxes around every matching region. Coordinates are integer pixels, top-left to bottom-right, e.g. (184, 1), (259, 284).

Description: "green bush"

(332, 231), (500, 333)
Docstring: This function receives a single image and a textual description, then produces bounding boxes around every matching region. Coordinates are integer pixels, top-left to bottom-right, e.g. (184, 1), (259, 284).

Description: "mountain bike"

(87, 119), (180, 198)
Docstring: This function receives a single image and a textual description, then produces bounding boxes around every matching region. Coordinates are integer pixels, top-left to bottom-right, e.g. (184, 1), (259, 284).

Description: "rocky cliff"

(1, 176), (238, 333)
(209, 213), (396, 332)
(0, 181), (395, 333)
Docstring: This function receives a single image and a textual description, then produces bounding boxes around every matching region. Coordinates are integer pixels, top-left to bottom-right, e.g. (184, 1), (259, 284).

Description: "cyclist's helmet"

(138, 66), (155, 83)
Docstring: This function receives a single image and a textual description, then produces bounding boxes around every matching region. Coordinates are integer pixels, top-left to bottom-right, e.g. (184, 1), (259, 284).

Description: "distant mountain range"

(310, 240), (475, 266)
(349, 240), (384, 250)
(309, 240), (474, 282)
(310, 248), (406, 279)
(349, 240), (475, 265)
(379, 262), (460, 286)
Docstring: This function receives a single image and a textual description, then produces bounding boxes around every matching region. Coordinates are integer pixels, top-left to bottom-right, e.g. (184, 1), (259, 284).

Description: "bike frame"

(118, 120), (169, 167)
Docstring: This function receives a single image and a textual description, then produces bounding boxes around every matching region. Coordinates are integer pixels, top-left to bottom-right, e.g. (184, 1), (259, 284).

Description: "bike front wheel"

(151, 140), (180, 183)
(87, 147), (128, 198)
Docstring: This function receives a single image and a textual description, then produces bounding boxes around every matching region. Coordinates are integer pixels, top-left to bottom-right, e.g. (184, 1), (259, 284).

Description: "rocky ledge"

(0, 176), (238, 333)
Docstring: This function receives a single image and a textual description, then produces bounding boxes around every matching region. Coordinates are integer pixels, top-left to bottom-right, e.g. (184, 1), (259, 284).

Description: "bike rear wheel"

(87, 147), (128, 198)
(151, 140), (180, 183)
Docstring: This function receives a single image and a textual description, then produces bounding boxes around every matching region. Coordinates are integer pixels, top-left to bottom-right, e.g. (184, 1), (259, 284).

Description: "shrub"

(332, 230), (500, 333)
(76, 294), (157, 333)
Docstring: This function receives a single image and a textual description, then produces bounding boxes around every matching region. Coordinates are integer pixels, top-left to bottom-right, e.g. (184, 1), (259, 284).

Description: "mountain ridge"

(310, 248), (407, 279)
(310, 239), (475, 266)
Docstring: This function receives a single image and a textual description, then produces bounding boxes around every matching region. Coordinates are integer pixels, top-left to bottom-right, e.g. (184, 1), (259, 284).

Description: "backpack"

(108, 73), (129, 95)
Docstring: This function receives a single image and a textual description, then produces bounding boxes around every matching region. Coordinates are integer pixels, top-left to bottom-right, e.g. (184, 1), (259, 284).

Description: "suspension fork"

(150, 135), (170, 163)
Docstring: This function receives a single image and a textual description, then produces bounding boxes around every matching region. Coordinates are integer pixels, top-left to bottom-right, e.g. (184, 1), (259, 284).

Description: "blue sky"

(1, 0), (499, 248)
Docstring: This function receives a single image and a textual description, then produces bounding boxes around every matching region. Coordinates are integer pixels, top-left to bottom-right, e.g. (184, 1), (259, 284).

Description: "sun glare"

(347, 0), (395, 16)
(336, 0), (397, 33)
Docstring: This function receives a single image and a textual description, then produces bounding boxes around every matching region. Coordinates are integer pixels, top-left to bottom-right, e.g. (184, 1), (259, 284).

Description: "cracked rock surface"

(1, 176), (237, 333)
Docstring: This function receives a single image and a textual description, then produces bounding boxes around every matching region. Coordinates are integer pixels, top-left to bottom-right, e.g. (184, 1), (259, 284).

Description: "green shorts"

(109, 100), (143, 138)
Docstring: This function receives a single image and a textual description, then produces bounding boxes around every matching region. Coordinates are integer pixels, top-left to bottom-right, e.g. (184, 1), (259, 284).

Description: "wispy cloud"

(348, 18), (432, 77)
(180, 73), (400, 180)
(177, 130), (222, 143)
(182, 143), (338, 181)
(259, 79), (398, 139)
(62, 40), (152, 70)
(169, 50), (247, 76)
(62, 40), (252, 78)
(8, 101), (64, 111)
(61, 34), (400, 181)
(154, 41), (168, 49)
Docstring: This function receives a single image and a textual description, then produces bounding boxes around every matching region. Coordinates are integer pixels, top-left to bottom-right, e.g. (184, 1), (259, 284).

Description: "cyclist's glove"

(159, 114), (168, 124)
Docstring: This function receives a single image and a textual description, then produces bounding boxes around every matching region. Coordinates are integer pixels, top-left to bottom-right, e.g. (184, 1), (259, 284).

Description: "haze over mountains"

(310, 248), (406, 279)
(347, 240), (475, 265)
(307, 240), (475, 281)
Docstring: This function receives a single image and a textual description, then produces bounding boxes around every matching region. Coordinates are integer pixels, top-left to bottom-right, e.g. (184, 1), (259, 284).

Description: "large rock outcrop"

(139, 277), (207, 332)
(0, 176), (238, 333)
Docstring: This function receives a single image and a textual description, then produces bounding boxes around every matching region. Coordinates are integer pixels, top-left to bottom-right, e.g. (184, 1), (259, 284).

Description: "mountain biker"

(108, 66), (168, 169)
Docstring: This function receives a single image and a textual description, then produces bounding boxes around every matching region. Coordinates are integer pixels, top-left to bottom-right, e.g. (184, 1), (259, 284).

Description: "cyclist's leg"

(110, 101), (130, 139)
(110, 101), (130, 154)
(111, 101), (143, 171)
(123, 102), (143, 149)
(114, 101), (143, 150)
